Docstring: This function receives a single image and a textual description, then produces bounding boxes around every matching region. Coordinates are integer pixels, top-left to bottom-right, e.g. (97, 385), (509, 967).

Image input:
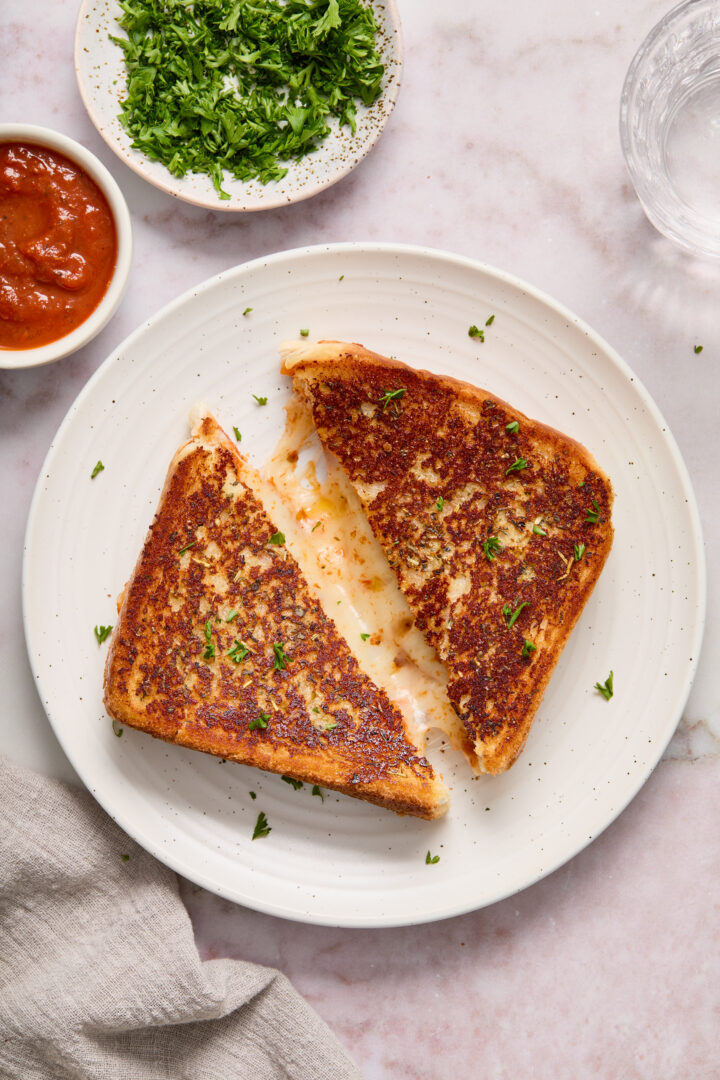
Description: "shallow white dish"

(23, 244), (705, 927)
(74, 0), (402, 212)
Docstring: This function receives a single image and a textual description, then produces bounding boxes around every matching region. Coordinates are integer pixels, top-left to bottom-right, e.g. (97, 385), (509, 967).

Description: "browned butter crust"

(282, 340), (614, 775)
(103, 415), (448, 819)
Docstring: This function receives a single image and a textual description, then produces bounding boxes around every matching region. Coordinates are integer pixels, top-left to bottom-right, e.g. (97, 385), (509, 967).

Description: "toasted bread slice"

(103, 414), (448, 819)
(281, 340), (614, 775)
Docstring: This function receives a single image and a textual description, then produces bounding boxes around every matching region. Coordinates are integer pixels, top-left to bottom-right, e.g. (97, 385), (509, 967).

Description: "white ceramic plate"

(23, 244), (705, 928)
(74, 0), (402, 211)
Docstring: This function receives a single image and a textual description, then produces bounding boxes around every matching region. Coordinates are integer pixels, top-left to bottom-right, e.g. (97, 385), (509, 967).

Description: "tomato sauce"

(0, 142), (117, 350)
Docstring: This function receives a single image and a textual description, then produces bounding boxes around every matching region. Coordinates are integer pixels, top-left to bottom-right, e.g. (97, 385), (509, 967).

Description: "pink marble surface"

(2, 1), (719, 1076)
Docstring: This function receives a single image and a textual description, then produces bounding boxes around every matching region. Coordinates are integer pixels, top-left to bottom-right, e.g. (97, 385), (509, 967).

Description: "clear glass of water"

(620, 0), (720, 258)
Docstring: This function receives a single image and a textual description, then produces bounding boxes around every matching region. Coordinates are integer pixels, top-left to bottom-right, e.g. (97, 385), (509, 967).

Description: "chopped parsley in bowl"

(109, 0), (391, 201)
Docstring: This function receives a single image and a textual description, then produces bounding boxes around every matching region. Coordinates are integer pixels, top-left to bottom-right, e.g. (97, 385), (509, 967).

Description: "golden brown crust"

(283, 340), (614, 774)
(104, 414), (448, 819)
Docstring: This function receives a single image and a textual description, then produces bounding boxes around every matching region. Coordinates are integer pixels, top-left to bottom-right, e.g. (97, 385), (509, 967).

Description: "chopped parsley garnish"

(312, 784), (325, 801)
(311, 520), (322, 532)
(226, 609), (238, 622)
(110, 0), (386, 198)
(299, 328), (310, 337)
(249, 790), (257, 799)
(120, 853), (130, 862)
(574, 542), (586, 561)
(425, 851), (440, 864)
(252, 394), (268, 406)
(324, 720), (338, 731)
(505, 420), (519, 434)
(252, 811), (271, 840)
(585, 500), (601, 524)
(179, 541), (195, 555)
(338, 274), (345, 281)
(94, 624), (112, 645)
(435, 496), (444, 511)
(242, 307), (253, 316)
(202, 619), (215, 661)
(521, 639), (536, 659)
(595, 671), (614, 700)
(379, 387), (406, 410)
(281, 775), (304, 790)
(249, 713), (269, 731)
(468, 325), (484, 341)
(233, 426), (242, 442)
(273, 642), (289, 669)
(694, 344), (703, 353)
(505, 458), (528, 476)
(360, 633), (371, 642)
(90, 460), (104, 479)
(112, 719), (124, 738)
(268, 531), (285, 545)
(532, 524), (546, 536)
(482, 536), (502, 561)
(228, 639), (250, 663)
(503, 600), (530, 629)
(485, 314), (495, 326)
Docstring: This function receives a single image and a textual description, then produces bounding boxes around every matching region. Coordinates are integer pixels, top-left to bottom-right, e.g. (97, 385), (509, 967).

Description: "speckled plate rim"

(74, 0), (403, 212)
(22, 243), (707, 927)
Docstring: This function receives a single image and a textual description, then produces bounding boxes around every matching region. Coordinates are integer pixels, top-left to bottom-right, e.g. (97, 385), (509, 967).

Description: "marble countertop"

(3, 1), (719, 1076)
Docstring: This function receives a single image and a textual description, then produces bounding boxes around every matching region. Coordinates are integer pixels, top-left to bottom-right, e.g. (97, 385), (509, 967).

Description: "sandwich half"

(103, 413), (448, 819)
(281, 340), (614, 775)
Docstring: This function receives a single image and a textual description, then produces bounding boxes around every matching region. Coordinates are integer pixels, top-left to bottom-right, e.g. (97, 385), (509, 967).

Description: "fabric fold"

(0, 756), (362, 1080)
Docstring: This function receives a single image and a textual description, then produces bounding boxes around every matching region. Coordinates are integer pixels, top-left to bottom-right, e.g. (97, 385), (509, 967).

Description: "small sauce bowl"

(0, 123), (132, 369)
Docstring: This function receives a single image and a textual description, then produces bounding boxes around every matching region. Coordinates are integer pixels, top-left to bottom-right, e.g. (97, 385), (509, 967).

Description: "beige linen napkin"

(0, 756), (362, 1080)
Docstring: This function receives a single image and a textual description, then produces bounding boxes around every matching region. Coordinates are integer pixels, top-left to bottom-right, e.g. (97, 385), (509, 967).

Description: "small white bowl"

(74, 0), (403, 212)
(0, 123), (133, 369)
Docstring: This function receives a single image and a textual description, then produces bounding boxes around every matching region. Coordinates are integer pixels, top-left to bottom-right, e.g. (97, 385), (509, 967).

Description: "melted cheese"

(257, 398), (471, 760)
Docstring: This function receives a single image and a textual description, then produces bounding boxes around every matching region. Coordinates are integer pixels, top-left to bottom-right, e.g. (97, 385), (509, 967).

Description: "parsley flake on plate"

(425, 851), (440, 864)
(110, 0), (385, 198)
(252, 811), (272, 840)
(94, 624), (113, 645)
(595, 671), (614, 701)
(90, 460), (104, 479)
(281, 775), (304, 790)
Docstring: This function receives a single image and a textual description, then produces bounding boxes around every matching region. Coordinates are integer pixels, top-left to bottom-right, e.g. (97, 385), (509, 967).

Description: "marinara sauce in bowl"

(0, 124), (132, 368)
